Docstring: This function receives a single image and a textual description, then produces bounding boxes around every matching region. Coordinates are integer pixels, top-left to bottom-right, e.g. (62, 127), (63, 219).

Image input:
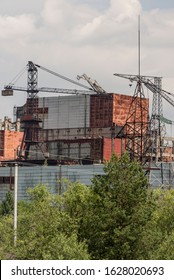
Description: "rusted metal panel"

(113, 93), (149, 126)
(90, 94), (113, 128)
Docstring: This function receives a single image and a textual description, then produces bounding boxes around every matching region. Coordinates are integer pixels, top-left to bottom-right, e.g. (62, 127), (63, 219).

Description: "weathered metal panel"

(149, 162), (174, 188)
(0, 167), (14, 201)
(90, 94), (113, 128)
(38, 95), (90, 129)
(47, 141), (91, 161)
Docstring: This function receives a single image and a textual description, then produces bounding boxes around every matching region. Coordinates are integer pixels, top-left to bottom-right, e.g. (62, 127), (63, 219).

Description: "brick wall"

(0, 130), (23, 161)
(0, 131), (4, 157)
(113, 94), (133, 126)
(112, 93), (149, 126)
(90, 93), (149, 128)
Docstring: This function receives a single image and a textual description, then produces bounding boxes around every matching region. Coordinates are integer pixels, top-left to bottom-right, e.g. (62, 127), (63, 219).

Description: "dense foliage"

(0, 154), (174, 259)
(0, 191), (14, 216)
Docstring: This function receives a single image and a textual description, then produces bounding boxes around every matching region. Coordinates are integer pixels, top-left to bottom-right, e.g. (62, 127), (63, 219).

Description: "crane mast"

(117, 76), (150, 164)
(27, 61), (38, 98)
(20, 62), (42, 160)
(2, 61), (96, 161)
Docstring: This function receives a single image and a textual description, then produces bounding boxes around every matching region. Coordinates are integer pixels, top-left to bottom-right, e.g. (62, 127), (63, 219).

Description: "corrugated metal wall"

(1, 163), (174, 202)
(149, 162), (174, 188)
(0, 164), (104, 202)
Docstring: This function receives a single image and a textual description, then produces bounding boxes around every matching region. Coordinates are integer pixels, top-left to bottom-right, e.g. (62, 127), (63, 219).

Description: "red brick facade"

(103, 138), (125, 161)
(90, 93), (149, 127)
(0, 130), (23, 161)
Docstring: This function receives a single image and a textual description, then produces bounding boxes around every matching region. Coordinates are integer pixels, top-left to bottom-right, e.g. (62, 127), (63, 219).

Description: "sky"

(1, 0), (174, 132)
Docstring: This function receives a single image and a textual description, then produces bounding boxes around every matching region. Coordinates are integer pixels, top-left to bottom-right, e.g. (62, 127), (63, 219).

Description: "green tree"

(0, 185), (90, 260)
(138, 189), (174, 259)
(2, 155), (173, 260)
(62, 154), (155, 259)
(0, 191), (14, 216)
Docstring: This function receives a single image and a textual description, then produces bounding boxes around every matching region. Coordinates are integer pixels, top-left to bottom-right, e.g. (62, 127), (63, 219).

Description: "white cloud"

(0, 14), (36, 39)
(0, 0), (174, 123)
(143, 9), (174, 47)
(40, 0), (141, 44)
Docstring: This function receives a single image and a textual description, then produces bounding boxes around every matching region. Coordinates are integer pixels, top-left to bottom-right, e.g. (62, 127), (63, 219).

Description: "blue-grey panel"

(0, 164), (104, 202)
(1, 162), (173, 203)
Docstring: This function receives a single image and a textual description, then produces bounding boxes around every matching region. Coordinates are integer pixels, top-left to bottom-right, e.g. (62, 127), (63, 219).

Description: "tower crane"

(2, 61), (95, 161)
(114, 73), (174, 162)
(114, 73), (174, 108)
(77, 73), (106, 94)
(114, 74), (151, 164)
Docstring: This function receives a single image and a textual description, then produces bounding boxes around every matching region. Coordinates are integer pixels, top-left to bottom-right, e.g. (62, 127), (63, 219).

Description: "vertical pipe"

(59, 164), (62, 195)
(84, 94), (87, 136)
(10, 165), (12, 190)
(111, 124), (115, 154)
(14, 163), (18, 247)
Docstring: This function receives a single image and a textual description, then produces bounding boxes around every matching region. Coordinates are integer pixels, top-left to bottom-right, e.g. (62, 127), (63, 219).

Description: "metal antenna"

(116, 15), (150, 164)
(138, 15), (141, 78)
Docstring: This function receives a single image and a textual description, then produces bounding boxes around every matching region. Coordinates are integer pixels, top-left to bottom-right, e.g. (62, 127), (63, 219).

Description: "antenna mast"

(138, 15), (141, 78)
(117, 16), (150, 164)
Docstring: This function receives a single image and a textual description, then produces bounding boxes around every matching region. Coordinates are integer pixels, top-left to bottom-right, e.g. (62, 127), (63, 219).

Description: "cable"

(9, 65), (27, 86)
(35, 63), (95, 91)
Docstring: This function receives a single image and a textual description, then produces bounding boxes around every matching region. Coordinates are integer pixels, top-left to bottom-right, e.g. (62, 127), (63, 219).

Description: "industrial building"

(0, 61), (173, 165)
(1, 61), (174, 202)
(1, 61), (152, 164)
(9, 92), (148, 163)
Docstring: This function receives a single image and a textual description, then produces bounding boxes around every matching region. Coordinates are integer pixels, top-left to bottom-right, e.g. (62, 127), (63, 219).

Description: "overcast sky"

(1, 0), (174, 131)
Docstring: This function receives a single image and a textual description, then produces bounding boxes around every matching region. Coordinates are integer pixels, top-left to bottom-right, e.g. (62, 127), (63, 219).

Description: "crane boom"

(35, 63), (93, 91)
(2, 85), (94, 96)
(77, 73), (106, 94)
(114, 73), (174, 107)
(114, 73), (162, 82)
(2, 61), (96, 97)
(145, 81), (174, 107)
